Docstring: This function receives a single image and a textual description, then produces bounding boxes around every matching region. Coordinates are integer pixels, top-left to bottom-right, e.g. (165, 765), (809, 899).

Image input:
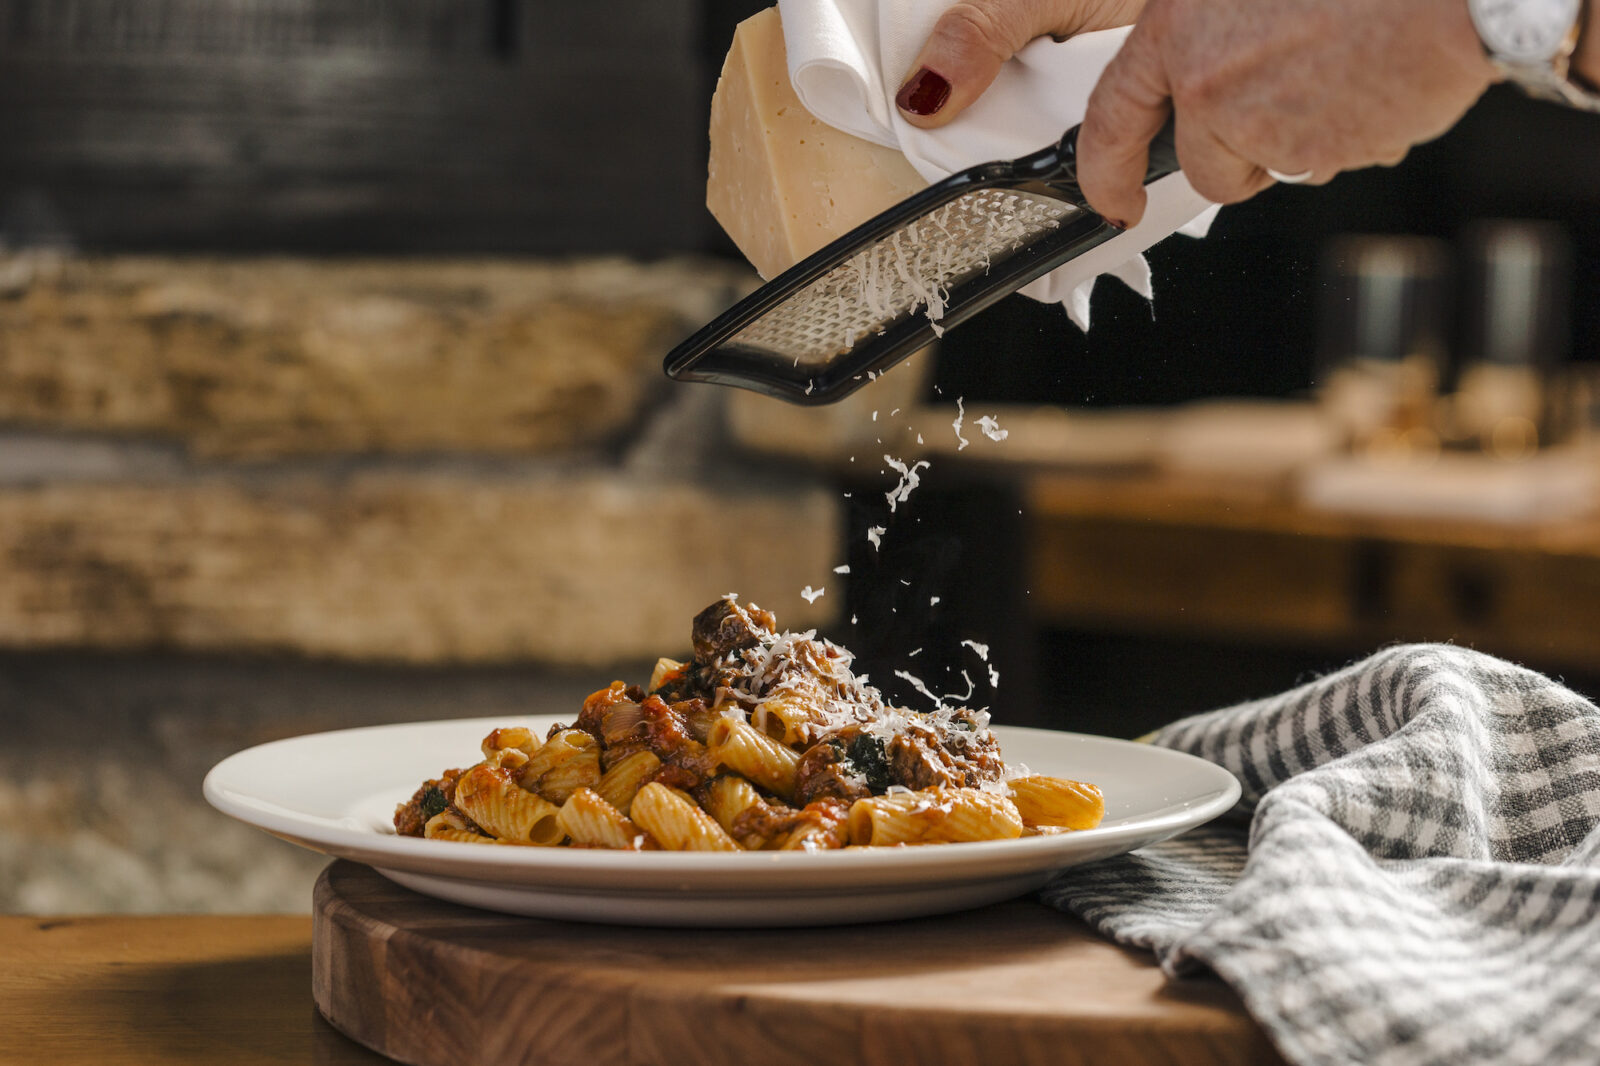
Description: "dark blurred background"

(4, 0), (1600, 910)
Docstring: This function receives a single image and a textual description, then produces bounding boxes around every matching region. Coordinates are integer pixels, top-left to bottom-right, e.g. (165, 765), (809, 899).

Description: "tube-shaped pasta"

(648, 657), (684, 692)
(556, 788), (650, 850)
(481, 726), (541, 760)
(751, 696), (827, 745)
(454, 765), (565, 845)
(780, 824), (846, 851)
(1008, 775), (1105, 830)
(630, 783), (739, 851)
(538, 743), (601, 804)
(595, 749), (661, 815)
(847, 788), (1023, 846)
(707, 717), (800, 801)
(702, 774), (773, 849)
(517, 729), (597, 799)
(423, 808), (508, 845)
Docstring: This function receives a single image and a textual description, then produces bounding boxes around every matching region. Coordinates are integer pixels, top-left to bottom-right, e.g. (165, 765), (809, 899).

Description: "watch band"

(1496, 58), (1600, 110)
(1474, 0), (1600, 111)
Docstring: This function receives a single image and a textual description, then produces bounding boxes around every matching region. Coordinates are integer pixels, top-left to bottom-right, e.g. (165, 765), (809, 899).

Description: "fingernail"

(896, 68), (951, 116)
(1104, 218), (1129, 231)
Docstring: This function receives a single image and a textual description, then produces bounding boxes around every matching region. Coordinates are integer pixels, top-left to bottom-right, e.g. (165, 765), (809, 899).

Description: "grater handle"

(1036, 114), (1180, 210)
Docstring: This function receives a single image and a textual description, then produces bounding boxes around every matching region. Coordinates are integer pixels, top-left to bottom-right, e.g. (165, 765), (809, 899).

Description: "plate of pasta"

(206, 597), (1238, 925)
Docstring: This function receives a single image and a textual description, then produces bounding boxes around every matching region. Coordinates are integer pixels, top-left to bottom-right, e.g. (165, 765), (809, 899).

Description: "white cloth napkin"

(776, 0), (1219, 329)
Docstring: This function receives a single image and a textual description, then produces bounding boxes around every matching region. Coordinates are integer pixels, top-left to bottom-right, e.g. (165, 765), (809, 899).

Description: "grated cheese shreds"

(705, 606), (1004, 793)
(953, 396), (970, 451)
(866, 526), (885, 550)
(976, 414), (1009, 442)
(724, 189), (1077, 367)
(801, 585), (824, 604)
(833, 564), (851, 574)
(884, 454), (931, 512)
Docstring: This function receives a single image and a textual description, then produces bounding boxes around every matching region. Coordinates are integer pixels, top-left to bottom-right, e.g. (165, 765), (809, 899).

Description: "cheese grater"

(665, 120), (1179, 405)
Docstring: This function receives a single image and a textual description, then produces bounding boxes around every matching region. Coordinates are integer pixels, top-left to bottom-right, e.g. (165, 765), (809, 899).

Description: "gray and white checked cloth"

(1042, 643), (1600, 1066)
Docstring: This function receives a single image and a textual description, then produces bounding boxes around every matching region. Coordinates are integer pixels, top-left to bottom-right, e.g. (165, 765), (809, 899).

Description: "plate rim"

(204, 715), (1240, 885)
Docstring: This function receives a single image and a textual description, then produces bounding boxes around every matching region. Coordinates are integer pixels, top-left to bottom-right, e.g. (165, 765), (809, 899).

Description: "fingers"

(1075, 24), (1172, 226)
(1079, 14), (1293, 221)
(897, 0), (1140, 127)
(1174, 121), (1275, 205)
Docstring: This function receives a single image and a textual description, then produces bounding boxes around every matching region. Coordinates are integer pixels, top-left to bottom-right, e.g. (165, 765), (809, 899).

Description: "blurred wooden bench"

(1023, 467), (1600, 674)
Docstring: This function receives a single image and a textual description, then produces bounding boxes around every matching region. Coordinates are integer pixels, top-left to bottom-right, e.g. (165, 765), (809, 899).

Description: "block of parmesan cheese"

(707, 7), (926, 279)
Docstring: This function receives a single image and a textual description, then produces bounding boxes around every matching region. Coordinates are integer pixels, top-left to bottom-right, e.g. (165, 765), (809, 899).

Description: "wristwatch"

(1467, 0), (1600, 110)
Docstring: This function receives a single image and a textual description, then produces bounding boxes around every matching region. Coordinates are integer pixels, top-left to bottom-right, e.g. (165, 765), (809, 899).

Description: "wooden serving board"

(313, 861), (1285, 1066)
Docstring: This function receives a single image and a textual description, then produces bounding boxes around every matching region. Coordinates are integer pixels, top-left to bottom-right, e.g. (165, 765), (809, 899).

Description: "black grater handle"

(1025, 113), (1180, 210)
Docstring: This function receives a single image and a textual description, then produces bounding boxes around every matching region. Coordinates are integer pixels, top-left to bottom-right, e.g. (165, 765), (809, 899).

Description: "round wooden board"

(312, 860), (1284, 1066)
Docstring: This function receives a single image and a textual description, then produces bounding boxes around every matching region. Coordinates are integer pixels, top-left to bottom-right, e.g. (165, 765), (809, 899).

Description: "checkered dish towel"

(1042, 643), (1600, 1066)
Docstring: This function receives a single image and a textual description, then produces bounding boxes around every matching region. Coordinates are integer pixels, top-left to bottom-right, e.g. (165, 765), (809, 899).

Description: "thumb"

(896, 0), (1142, 128)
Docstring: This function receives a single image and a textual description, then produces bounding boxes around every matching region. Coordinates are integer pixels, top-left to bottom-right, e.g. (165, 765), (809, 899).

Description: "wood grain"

(0, 0), (706, 253)
(313, 860), (1285, 1066)
(0, 911), (389, 1065)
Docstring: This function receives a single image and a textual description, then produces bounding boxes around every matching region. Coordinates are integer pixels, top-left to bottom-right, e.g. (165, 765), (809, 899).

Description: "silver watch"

(1467, 0), (1600, 110)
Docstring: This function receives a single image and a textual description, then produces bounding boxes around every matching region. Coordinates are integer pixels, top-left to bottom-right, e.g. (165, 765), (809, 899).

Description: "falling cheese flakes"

(833, 564), (851, 574)
(976, 414), (1009, 442)
(866, 525), (885, 550)
(960, 640), (1000, 689)
(801, 585), (824, 604)
(952, 396), (969, 451)
(884, 454), (930, 513)
(894, 667), (978, 711)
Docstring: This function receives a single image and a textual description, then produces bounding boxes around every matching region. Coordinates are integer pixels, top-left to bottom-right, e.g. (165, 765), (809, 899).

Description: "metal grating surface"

(727, 188), (1078, 369)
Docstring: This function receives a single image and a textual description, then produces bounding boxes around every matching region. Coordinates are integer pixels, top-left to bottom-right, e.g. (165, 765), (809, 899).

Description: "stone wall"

(0, 253), (845, 912)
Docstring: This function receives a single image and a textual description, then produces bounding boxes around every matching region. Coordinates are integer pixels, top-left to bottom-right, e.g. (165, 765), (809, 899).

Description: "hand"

(897, 0), (1497, 227)
(1577, 7), (1600, 87)
(895, 0), (1146, 123)
(1078, 0), (1496, 225)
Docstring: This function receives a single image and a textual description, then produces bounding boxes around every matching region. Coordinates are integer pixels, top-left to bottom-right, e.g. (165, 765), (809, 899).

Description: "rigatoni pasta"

(595, 749), (661, 816)
(556, 788), (647, 850)
(1007, 775), (1105, 831)
(451, 767), (563, 845)
(630, 783), (741, 852)
(848, 788), (1024, 846)
(707, 717), (801, 801)
(394, 596), (1102, 851)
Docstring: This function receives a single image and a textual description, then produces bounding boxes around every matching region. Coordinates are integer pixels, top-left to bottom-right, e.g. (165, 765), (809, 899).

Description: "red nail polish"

(897, 68), (951, 116)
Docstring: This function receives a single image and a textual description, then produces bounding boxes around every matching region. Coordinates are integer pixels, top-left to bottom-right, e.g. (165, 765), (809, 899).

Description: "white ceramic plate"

(205, 717), (1238, 926)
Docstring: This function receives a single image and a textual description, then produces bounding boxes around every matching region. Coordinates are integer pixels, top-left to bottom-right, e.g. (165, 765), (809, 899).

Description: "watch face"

(1472, 0), (1580, 61)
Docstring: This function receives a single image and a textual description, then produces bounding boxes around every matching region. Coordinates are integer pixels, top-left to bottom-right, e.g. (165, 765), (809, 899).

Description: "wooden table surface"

(1, 909), (390, 1065)
(1, 860), (1285, 1066)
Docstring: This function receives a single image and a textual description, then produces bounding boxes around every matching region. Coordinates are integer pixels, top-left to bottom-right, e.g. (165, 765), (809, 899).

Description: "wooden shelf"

(1023, 470), (1600, 672)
